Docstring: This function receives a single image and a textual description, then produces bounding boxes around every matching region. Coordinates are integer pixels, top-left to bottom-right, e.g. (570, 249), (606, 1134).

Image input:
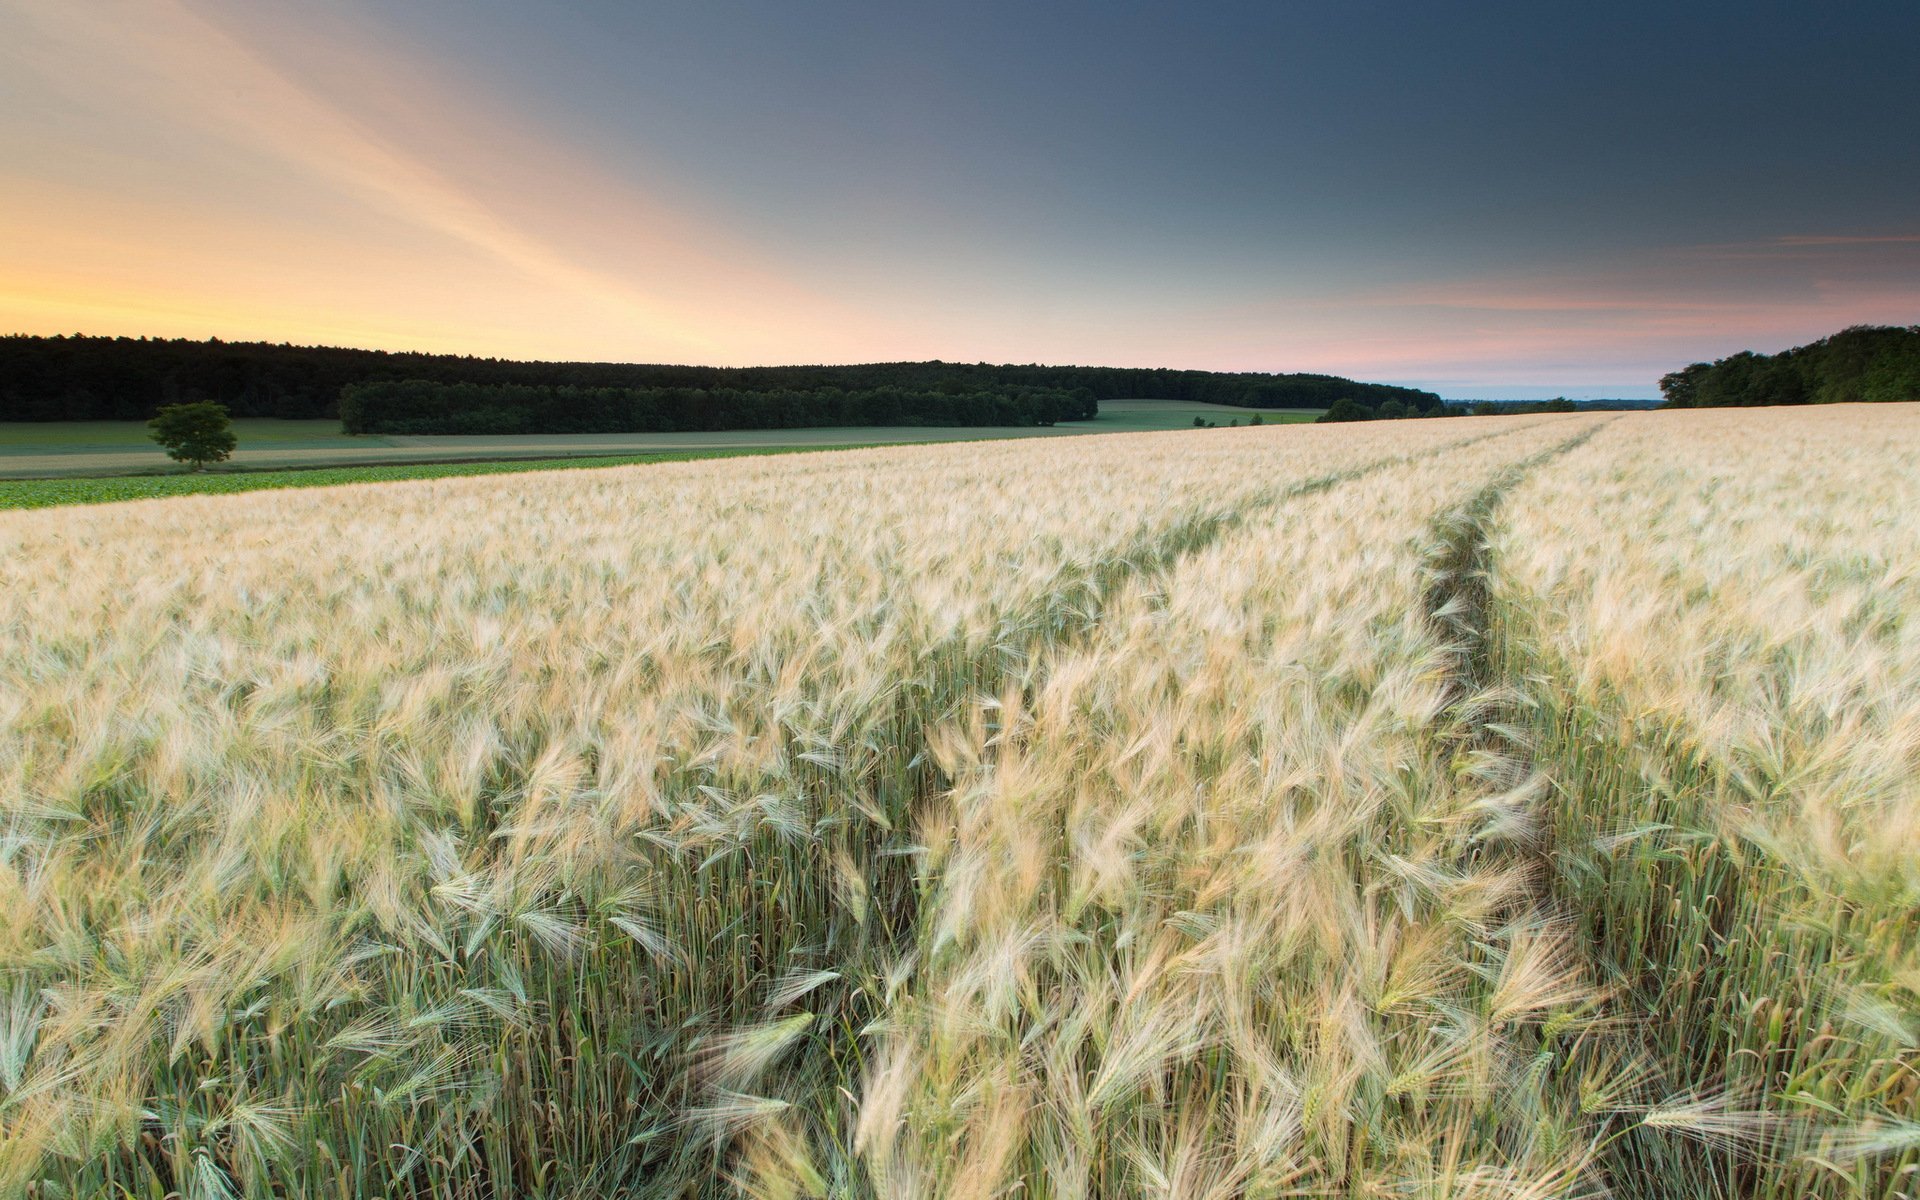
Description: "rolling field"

(0, 407), (1913, 1198)
(0, 401), (1316, 480)
(0, 447), (875, 511)
(0, 419), (368, 452)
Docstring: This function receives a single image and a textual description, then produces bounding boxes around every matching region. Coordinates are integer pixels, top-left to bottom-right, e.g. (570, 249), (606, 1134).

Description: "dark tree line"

(340, 380), (1095, 435)
(1314, 394), (1629, 423)
(1316, 391), (1459, 422)
(0, 334), (1440, 423)
(1660, 325), (1920, 408)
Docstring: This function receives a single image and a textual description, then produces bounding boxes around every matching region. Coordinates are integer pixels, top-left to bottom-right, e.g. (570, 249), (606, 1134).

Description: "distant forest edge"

(1660, 324), (1920, 408)
(340, 380), (1094, 434)
(0, 335), (1443, 427)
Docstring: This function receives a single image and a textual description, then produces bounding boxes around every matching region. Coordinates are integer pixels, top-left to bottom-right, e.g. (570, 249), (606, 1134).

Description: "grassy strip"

(0, 445), (877, 510)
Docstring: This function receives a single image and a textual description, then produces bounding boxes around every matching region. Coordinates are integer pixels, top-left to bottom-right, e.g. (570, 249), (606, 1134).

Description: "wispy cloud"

(1747, 233), (1920, 248)
(0, 0), (906, 362)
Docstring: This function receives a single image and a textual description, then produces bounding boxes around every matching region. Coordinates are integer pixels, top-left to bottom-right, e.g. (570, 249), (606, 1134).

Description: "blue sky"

(3, 0), (1916, 397)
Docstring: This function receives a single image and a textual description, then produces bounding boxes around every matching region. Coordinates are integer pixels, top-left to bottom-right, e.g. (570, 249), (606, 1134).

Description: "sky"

(2, 1), (1916, 399)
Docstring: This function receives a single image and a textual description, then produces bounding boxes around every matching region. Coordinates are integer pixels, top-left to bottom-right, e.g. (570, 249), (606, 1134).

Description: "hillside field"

(0, 400), (1318, 481)
(0, 406), (1914, 1199)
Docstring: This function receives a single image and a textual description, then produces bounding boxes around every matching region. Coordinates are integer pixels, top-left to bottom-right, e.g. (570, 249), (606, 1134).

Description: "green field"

(0, 446), (875, 510)
(0, 401), (1319, 486)
(1079, 398), (1316, 431)
(0, 418), (366, 453)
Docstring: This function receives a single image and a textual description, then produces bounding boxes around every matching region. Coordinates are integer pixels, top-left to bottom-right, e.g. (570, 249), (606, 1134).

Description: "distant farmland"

(0, 399), (1317, 482)
(2, 407), (1913, 1199)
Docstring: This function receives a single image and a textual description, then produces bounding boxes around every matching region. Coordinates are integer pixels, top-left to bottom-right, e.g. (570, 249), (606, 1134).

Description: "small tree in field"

(1317, 398), (1373, 423)
(148, 402), (236, 471)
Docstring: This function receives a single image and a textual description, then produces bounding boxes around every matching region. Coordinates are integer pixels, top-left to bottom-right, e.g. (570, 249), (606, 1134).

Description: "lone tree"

(148, 401), (237, 470)
(1317, 398), (1374, 423)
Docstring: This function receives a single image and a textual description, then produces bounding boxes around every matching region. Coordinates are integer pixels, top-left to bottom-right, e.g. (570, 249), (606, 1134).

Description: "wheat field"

(1, 407), (1914, 1199)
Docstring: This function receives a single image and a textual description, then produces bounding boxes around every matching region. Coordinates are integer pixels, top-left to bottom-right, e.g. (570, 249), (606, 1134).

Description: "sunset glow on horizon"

(3, 0), (1916, 398)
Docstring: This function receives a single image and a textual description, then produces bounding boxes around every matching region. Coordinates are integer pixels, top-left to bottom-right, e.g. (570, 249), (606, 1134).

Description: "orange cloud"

(0, 0), (913, 363)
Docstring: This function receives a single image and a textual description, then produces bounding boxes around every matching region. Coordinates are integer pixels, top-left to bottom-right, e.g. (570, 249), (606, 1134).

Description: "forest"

(1659, 324), (1920, 407)
(339, 379), (1095, 434)
(0, 335), (1441, 424)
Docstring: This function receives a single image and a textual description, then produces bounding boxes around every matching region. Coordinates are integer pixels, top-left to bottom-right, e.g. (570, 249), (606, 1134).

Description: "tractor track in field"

(660, 418), (1572, 1194)
(1422, 419), (1606, 715)
(1418, 420), (1610, 910)
(1416, 419), (1764, 1200)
